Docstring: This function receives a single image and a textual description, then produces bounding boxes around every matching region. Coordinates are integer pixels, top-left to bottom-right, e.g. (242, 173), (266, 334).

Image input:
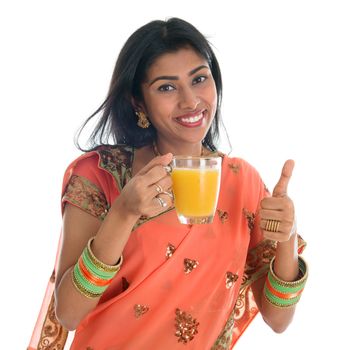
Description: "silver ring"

(161, 191), (174, 200)
(155, 184), (163, 193)
(164, 165), (172, 174)
(156, 196), (167, 208)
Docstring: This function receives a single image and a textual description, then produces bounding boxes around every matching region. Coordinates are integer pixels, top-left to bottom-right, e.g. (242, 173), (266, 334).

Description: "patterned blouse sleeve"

(61, 154), (110, 221)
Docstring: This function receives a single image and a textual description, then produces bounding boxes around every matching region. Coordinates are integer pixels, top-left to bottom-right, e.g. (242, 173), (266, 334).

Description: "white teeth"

(179, 113), (203, 123)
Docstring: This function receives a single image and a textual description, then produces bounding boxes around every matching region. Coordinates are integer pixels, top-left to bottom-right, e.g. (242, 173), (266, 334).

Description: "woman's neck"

(153, 139), (203, 157)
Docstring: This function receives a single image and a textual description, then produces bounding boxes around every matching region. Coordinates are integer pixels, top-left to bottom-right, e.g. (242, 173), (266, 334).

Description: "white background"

(1, 1), (349, 349)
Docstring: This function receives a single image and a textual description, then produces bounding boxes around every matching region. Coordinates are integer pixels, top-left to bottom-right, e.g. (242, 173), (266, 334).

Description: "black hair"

(75, 17), (223, 152)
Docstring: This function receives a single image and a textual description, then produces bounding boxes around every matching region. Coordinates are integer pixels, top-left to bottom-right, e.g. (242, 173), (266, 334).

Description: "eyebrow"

(148, 65), (209, 86)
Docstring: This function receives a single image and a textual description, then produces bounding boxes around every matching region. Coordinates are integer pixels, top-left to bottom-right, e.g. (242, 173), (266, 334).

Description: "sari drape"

(28, 145), (306, 350)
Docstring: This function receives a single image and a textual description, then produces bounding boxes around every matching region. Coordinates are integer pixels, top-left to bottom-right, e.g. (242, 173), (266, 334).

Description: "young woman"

(29, 18), (307, 350)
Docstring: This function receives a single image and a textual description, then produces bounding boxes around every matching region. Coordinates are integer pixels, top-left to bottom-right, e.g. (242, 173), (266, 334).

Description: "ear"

(131, 96), (146, 113)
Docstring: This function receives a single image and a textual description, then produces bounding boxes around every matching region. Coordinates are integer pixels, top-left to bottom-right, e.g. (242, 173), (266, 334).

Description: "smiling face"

(139, 47), (218, 154)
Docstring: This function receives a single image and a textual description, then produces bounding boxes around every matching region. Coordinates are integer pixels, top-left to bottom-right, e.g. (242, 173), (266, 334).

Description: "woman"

(28, 18), (307, 349)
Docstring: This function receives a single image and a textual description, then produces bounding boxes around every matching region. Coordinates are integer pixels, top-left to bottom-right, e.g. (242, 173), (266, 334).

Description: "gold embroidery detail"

(175, 308), (199, 344)
(243, 208), (255, 232)
(134, 304), (149, 318)
(226, 272), (239, 289)
(37, 294), (68, 349)
(228, 163), (241, 174)
(184, 258), (199, 274)
(217, 209), (228, 223)
(62, 175), (109, 221)
(166, 243), (176, 259)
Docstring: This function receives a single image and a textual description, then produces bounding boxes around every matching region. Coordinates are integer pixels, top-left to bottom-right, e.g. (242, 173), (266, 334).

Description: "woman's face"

(140, 47), (217, 147)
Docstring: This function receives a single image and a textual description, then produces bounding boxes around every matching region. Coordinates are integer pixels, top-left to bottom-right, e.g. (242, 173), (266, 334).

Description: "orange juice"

(171, 168), (220, 217)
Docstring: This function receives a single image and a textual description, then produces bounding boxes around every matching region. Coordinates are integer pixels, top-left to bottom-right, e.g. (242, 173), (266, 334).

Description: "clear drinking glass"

(170, 156), (222, 224)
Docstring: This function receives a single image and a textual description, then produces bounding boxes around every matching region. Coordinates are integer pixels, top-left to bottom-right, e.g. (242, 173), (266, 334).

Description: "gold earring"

(135, 111), (150, 128)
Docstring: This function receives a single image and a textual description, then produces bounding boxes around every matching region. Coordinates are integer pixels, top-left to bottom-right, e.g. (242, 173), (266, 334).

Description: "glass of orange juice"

(170, 156), (222, 224)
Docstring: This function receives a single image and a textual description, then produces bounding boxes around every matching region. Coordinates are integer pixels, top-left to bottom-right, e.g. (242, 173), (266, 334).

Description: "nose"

(178, 86), (200, 110)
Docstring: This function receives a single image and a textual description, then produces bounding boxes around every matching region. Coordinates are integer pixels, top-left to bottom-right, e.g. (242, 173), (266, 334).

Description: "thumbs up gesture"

(259, 160), (296, 242)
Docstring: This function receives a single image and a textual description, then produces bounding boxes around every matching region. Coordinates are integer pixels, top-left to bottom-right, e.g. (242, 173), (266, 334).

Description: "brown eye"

(158, 84), (175, 92)
(193, 76), (207, 85)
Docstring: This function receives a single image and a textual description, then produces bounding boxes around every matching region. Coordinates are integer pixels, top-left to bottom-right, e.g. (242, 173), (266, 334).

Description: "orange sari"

(28, 145), (306, 350)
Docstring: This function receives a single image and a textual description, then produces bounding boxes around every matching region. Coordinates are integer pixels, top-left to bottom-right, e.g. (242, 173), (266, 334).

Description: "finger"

(150, 176), (173, 196)
(138, 153), (173, 176)
(259, 209), (284, 221)
(272, 159), (295, 197)
(144, 164), (171, 186)
(260, 197), (288, 210)
(260, 218), (294, 233)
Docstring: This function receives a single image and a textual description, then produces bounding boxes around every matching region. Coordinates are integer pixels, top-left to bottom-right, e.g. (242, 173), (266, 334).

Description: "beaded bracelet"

(263, 256), (308, 308)
(71, 237), (123, 299)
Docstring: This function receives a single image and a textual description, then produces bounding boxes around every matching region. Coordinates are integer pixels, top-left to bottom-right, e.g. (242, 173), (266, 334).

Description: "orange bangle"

(79, 257), (113, 287)
(265, 276), (304, 300)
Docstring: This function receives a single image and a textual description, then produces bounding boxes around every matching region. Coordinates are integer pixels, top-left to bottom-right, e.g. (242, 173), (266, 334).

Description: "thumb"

(272, 159), (295, 197)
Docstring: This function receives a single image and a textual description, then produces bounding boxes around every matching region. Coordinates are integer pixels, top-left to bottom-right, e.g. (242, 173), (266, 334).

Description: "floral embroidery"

(184, 258), (199, 274)
(62, 175), (109, 221)
(211, 235), (311, 350)
(243, 208), (255, 233)
(134, 304), (149, 318)
(175, 308), (199, 344)
(166, 243), (176, 259)
(98, 146), (134, 190)
(37, 294), (68, 350)
(217, 209), (228, 223)
(228, 163), (240, 174)
(122, 277), (130, 292)
(226, 272), (239, 289)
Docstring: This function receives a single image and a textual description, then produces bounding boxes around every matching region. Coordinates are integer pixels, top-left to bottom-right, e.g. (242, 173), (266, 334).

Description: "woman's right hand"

(116, 153), (173, 218)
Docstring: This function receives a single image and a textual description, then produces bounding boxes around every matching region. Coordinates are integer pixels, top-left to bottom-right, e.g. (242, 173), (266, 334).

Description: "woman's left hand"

(259, 160), (296, 242)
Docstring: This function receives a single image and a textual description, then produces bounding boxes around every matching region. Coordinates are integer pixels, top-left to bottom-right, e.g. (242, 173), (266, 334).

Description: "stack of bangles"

(264, 256), (308, 308)
(71, 237), (123, 298)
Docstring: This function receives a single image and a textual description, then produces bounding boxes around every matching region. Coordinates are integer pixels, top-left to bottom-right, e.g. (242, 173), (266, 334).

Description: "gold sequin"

(134, 304), (149, 318)
(184, 258), (199, 274)
(166, 243), (176, 259)
(228, 163), (240, 174)
(175, 308), (199, 344)
(243, 208), (255, 232)
(226, 272), (239, 289)
(217, 209), (228, 223)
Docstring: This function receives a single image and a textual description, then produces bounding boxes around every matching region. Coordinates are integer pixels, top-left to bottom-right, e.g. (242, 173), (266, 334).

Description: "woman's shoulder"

(222, 153), (259, 176)
(67, 144), (133, 171)
(63, 144), (134, 185)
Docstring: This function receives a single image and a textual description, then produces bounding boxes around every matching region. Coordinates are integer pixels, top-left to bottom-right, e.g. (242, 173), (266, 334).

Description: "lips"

(175, 110), (206, 127)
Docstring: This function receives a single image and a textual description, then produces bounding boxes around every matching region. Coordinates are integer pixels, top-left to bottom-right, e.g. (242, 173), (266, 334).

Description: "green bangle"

(82, 248), (116, 279)
(73, 264), (108, 294)
(269, 256), (308, 290)
(264, 285), (301, 307)
(71, 270), (102, 299)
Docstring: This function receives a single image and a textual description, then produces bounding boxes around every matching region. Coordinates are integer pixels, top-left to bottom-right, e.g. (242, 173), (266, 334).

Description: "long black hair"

(75, 18), (223, 152)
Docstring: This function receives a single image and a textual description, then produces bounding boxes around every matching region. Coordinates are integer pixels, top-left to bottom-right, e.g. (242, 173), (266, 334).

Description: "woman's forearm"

(260, 233), (299, 333)
(55, 199), (139, 330)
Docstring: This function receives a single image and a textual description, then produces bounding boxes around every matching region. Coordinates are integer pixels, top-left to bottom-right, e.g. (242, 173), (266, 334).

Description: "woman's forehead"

(145, 48), (208, 80)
